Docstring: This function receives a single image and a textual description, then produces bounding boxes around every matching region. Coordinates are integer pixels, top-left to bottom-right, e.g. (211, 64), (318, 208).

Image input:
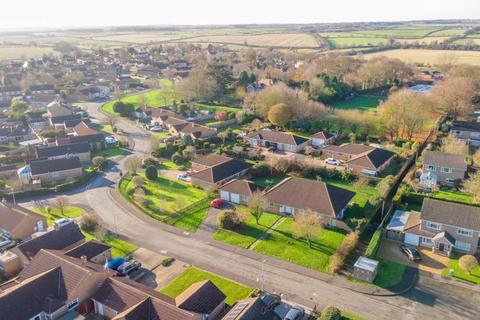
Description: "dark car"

(261, 293), (281, 310)
(116, 259), (142, 276)
(400, 245), (422, 262)
(284, 306), (305, 320)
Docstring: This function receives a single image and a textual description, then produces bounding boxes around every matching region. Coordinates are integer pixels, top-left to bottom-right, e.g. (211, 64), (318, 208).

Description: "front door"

(439, 243), (445, 252)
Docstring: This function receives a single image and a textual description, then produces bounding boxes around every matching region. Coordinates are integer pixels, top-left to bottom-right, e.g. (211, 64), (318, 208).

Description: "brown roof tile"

(175, 280), (226, 313)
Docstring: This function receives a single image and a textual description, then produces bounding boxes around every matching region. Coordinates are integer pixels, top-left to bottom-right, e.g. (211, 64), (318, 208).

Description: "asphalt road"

(20, 103), (480, 320)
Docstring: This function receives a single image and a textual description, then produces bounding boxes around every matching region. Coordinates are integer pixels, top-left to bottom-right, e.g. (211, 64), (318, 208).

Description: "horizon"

(0, 0), (478, 31)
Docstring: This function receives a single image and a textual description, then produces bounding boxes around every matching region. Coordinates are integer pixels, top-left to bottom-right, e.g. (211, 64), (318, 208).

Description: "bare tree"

(124, 156), (142, 175)
(292, 210), (324, 248)
(248, 192), (264, 225)
(463, 172), (480, 203)
(55, 196), (68, 216)
(441, 136), (468, 155)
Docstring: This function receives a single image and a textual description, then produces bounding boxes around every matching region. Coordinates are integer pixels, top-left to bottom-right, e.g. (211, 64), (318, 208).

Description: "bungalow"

(246, 130), (309, 153)
(263, 177), (355, 227)
(0, 202), (47, 240)
(451, 121), (480, 147)
(388, 198), (480, 257)
(190, 157), (252, 189)
(222, 296), (280, 320)
(191, 154), (232, 172)
(422, 151), (467, 187)
(218, 179), (264, 205)
(19, 156), (83, 185)
(310, 131), (336, 148)
(64, 240), (112, 265)
(175, 280), (227, 320)
(36, 142), (91, 163)
(322, 143), (376, 162)
(170, 122), (216, 141)
(45, 100), (82, 127)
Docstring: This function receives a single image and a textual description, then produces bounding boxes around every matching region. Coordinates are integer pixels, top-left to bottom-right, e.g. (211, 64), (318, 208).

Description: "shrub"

(113, 101), (134, 116)
(132, 176), (145, 188)
(365, 230), (382, 258)
(217, 210), (245, 230)
(142, 157), (159, 168)
(79, 214), (98, 233)
(330, 230), (360, 273)
(319, 306), (341, 320)
(145, 165), (158, 180)
(253, 162), (269, 177)
(92, 156), (106, 169)
(161, 257), (175, 267)
(459, 255), (479, 274)
(171, 152), (183, 164)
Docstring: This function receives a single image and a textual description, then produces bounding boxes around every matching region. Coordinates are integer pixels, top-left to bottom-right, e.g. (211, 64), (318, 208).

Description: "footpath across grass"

(159, 266), (253, 305)
(213, 208), (280, 248)
(253, 218), (346, 273)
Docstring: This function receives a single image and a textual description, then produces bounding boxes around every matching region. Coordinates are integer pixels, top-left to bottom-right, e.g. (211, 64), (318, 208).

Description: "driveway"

(378, 239), (449, 275)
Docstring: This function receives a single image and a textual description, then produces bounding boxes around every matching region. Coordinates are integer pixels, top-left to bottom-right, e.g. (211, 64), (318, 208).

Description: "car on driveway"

(117, 259), (142, 276)
(283, 305), (305, 320)
(210, 198), (224, 208)
(177, 174), (191, 182)
(400, 245), (422, 262)
(325, 158), (341, 166)
(150, 126), (163, 132)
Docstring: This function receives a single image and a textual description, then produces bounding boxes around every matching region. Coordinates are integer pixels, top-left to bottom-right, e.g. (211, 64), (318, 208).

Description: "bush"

(142, 157), (159, 168)
(79, 214), (98, 233)
(145, 165), (158, 180)
(330, 230), (360, 273)
(459, 255), (479, 274)
(92, 156), (106, 169)
(217, 210), (245, 230)
(161, 257), (175, 267)
(253, 162), (269, 177)
(319, 306), (341, 320)
(113, 101), (134, 116)
(171, 152), (183, 164)
(132, 176), (145, 188)
(365, 230), (382, 258)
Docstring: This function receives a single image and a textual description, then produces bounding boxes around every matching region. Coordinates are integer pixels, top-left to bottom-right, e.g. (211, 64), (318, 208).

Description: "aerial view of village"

(0, 1), (480, 319)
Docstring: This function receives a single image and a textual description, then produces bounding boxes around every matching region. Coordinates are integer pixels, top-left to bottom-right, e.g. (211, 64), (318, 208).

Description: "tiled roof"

(192, 154), (231, 167)
(421, 198), (480, 231)
(190, 159), (252, 184)
(64, 240), (111, 260)
(36, 142), (90, 158)
(175, 280), (226, 314)
(218, 179), (263, 197)
(424, 151), (467, 170)
(0, 202), (45, 235)
(246, 130), (308, 146)
(29, 157), (81, 175)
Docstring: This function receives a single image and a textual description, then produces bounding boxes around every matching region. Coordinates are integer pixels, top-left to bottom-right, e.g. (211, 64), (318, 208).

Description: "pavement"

(18, 102), (480, 320)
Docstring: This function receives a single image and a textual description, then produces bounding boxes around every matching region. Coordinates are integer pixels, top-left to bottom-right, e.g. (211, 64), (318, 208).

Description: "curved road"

(20, 103), (480, 320)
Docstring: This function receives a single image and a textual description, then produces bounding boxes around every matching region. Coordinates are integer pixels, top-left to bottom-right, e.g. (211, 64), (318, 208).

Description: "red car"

(210, 198), (225, 208)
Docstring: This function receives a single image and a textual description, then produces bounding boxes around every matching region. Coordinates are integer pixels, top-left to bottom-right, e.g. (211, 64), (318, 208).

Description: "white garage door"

(404, 233), (419, 246)
(230, 193), (240, 204)
(220, 191), (229, 201)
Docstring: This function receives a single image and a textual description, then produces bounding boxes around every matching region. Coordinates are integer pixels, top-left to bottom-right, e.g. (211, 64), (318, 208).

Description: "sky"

(0, 0), (478, 30)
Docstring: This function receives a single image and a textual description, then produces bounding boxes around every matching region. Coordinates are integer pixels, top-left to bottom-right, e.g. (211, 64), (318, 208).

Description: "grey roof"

(246, 130), (308, 146)
(36, 142), (90, 158)
(451, 121), (480, 132)
(190, 159), (252, 184)
(30, 157), (81, 175)
(423, 151), (467, 170)
(421, 198), (480, 231)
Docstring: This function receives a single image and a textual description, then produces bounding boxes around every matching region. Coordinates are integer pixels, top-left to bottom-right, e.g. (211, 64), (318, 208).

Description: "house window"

(421, 237), (432, 245)
(67, 298), (79, 311)
(455, 241), (471, 252)
(457, 228), (473, 237)
(440, 167), (452, 173)
(426, 165), (436, 171)
(426, 221), (441, 230)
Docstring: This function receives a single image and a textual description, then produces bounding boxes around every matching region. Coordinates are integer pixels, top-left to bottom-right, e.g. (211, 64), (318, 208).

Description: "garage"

(230, 193), (240, 204)
(404, 233), (419, 246)
(220, 191), (229, 202)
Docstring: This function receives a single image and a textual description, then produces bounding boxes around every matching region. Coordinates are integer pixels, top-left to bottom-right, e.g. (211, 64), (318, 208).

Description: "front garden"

(441, 255), (480, 285)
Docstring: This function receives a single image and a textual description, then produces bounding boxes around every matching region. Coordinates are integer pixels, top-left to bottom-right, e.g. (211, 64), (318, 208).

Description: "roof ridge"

(263, 176), (292, 193)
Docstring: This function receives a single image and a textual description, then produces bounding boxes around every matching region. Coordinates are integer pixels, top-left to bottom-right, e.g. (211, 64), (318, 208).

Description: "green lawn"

(159, 160), (191, 170)
(441, 255), (480, 284)
(331, 95), (384, 110)
(254, 175), (287, 189)
(373, 259), (406, 288)
(159, 266), (253, 305)
(119, 174), (208, 230)
(193, 102), (240, 113)
(98, 124), (114, 134)
(328, 37), (388, 48)
(96, 147), (127, 158)
(35, 206), (137, 258)
(102, 79), (178, 115)
(433, 190), (474, 205)
(253, 218), (346, 273)
(213, 208), (280, 248)
(153, 132), (172, 140)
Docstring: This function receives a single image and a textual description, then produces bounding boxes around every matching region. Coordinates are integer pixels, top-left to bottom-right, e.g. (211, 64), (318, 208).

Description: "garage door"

(220, 191), (229, 201)
(404, 233), (419, 246)
(230, 193), (240, 204)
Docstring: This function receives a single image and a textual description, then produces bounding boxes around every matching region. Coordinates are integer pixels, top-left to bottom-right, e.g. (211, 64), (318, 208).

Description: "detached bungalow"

(0, 202), (47, 240)
(170, 122), (216, 141)
(19, 157), (82, 185)
(263, 177), (355, 227)
(190, 157), (252, 189)
(191, 154), (232, 172)
(35, 142), (91, 163)
(246, 130), (309, 153)
(218, 179), (264, 205)
(310, 131), (336, 148)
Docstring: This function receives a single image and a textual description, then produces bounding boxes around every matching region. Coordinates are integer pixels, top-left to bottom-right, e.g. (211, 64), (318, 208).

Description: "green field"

(102, 79), (178, 115)
(331, 95), (384, 110)
(253, 218), (345, 273)
(328, 37), (389, 48)
(352, 27), (443, 38)
(433, 189), (474, 205)
(193, 102), (240, 113)
(441, 255), (480, 285)
(213, 208), (280, 248)
(159, 266), (253, 305)
(365, 49), (480, 66)
(95, 147), (128, 158)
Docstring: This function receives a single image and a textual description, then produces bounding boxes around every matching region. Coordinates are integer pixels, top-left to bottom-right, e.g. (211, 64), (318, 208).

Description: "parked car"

(117, 259), (142, 276)
(284, 306), (305, 320)
(150, 126), (163, 132)
(107, 257), (126, 270)
(400, 245), (422, 262)
(210, 198), (224, 208)
(268, 146), (277, 152)
(325, 158), (341, 166)
(54, 218), (74, 229)
(177, 174), (191, 182)
(261, 293), (281, 310)
(105, 136), (118, 144)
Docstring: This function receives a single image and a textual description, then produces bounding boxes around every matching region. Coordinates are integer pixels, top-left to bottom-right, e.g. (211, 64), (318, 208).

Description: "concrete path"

(247, 216), (284, 250)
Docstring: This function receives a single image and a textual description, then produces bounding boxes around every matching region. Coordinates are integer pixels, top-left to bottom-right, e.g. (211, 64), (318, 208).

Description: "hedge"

(365, 229), (382, 258)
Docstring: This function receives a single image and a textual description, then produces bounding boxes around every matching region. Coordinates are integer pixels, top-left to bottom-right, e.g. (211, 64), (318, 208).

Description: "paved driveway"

(378, 239), (449, 275)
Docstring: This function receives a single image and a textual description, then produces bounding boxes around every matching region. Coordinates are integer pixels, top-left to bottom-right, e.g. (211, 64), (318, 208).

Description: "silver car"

(284, 306), (305, 320)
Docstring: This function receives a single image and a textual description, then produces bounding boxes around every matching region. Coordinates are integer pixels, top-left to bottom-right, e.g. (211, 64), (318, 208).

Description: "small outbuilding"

(353, 256), (379, 283)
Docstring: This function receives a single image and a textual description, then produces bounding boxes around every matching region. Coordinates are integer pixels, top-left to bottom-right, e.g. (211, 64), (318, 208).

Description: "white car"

(150, 126), (163, 132)
(105, 136), (117, 144)
(177, 174), (191, 182)
(325, 158), (341, 166)
(54, 218), (74, 229)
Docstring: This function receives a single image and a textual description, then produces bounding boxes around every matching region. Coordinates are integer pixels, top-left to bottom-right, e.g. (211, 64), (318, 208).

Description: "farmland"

(328, 37), (388, 48)
(363, 49), (480, 66)
(0, 46), (56, 60)
(180, 33), (319, 48)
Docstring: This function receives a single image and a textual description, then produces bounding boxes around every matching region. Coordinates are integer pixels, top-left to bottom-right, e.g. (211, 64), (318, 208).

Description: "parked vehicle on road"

(210, 198), (225, 208)
(177, 174), (191, 182)
(283, 305), (305, 320)
(400, 245), (422, 262)
(325, 158), (341, 166)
